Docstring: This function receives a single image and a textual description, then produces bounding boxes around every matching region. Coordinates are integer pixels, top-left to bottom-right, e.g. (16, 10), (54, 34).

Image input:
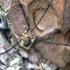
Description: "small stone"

(26, 63), (39, 69)
(19, 48), (28, 58)
(23, 25), (26, 28)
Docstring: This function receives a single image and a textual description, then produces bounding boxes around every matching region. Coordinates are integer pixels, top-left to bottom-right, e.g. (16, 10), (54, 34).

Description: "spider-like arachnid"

(0, 0), (70, 70)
